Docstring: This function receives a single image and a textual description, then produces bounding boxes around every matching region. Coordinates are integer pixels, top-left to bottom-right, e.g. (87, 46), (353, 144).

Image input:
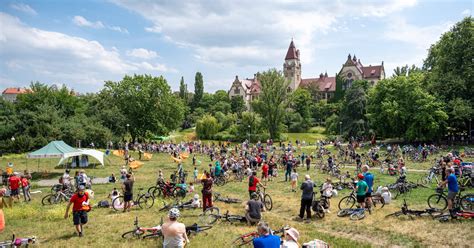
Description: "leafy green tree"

(179, 76), (187, 101)
(103, 74), (185, 141)
(367, 73), (448, 141)
(193, 72), (204, 108)
(252, 69), (291, 139)
(393, 65), (422, 77)
(230, 96), (246, 115)
(339, 80), (369, 137)
(424, 17), (474, 134)
(236, 111), (263, 142)
(196, 114), (220, 139)
(333, 73), (345, 102)
(290, 88), (312, 128)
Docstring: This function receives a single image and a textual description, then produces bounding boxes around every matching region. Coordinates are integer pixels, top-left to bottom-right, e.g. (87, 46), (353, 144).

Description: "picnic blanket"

(113, 150), (125, 157)
(143, 152), (153, 160)
(129, 160), (144, 169)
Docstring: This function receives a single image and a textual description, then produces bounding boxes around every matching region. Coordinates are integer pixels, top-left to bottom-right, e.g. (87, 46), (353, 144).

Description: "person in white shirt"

(281, 227), (299, 248)
(162, 208), (189, 248)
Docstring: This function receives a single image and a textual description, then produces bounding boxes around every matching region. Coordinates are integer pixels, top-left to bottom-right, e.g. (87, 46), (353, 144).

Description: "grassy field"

(1, 143), (473, 248)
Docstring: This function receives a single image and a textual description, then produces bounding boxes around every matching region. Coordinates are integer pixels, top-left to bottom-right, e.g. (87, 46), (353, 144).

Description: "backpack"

(97, 200), (110, 208)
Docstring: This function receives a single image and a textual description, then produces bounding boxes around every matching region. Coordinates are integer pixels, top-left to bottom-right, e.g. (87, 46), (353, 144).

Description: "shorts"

(447, 191), (457, 200)
(365, 192), (372, 198)
(10, 189), (19, 196)
(262, 172), (269, 178)
(73, 211), (88, 225)
(124, 193), (133, 202)
(356, 195), (366, 203)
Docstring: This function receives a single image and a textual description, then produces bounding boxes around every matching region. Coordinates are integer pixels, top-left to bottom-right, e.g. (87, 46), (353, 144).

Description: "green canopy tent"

(27, 141), (82, 170)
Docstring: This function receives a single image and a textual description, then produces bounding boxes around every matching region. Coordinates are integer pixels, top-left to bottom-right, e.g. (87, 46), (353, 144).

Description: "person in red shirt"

(261, 162), (269, 183)
(8, 172), (21, 201)
(248, 171), (265, 199)
(64, 185), (90, 237)
(20, 175), (31, 202)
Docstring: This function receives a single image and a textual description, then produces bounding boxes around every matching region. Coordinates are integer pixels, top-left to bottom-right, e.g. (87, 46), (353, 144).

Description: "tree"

(393, 65), (421, 77)
(367, 73), (448, 141)
(196, 114), (220, 139)
(230, 96), (246, 115)
(193, 72), (204, 108)
(290, 88), (312, 129)
(332, 73), (345, 102)
(179, 76), (187, 102)
(236, 111), (263, 142)
(423, 17), (474, 134)
(252, 69), (291, 140)
(103, 74), (185, 141)
(339, 80), (369, 138)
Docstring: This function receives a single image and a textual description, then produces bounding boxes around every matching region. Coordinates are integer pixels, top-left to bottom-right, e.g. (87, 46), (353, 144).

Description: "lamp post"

(248, 125), (251, 144)
(11, 136), (15, 142)
(126, 124), (130, 142)
(339, 121), (342, 137)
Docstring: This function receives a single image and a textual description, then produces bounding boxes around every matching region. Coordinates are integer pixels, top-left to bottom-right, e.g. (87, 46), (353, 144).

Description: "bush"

(213, 131), (235, 141)
(196, 114), (220, 139)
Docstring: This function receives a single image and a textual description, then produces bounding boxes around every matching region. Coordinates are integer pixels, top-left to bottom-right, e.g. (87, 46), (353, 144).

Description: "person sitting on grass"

(245, 192), (264, 225)
(161, 208), (189, 248)
(281, 227), (300, 248)
(252, 221), (280, 248)
(64, 185), (90, 237)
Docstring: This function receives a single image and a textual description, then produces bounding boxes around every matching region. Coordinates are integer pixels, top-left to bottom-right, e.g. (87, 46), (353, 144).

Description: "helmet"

(251, 192), (259, 199)
(168, 208), (180, 218)
(193, 194), (200, 200)
(357, 173), (364, 179)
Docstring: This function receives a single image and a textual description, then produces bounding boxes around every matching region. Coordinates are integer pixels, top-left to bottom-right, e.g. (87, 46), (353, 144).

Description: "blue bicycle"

(337, 207), (367, 220)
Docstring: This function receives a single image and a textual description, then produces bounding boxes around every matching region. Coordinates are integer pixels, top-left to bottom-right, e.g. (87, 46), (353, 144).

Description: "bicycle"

(434, 209), (474, 222)
(256, 186), (273, 211)
(214, 193), (242, 204)
(311, 193), (326, 219)
(427, 187), (474, 211)
(112, 187), (155, 211)
(417, 167), (441, 186)
(158, 199), (198, 212)
(385, 199), (443, 219)
(337, 208), (367, 220)
(0, 234), (36, 247)
(231, 225), (289, 247)
(198, 208), (246, 225)
(214, 174), (227, 186)
(121, 217), (162, 239)
(338, 187), (384, 210)
(142, 222), (213, 239)
(41, 187), (74, 205)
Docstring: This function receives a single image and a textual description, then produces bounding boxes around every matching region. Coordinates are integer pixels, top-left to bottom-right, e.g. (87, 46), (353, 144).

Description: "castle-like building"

(228, 40), (385, 109)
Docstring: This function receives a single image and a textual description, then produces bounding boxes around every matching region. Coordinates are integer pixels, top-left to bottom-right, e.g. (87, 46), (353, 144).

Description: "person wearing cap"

(282, 227), (299, 248)
(299, 175), (315, 221)
(64, 185), (90, 237)
(252, 221), (280, 248)
(8, 172), (21, 202)
(161, 208), (189, 248)
(245, 192), (264, 225)
(355, 173), (368, 208)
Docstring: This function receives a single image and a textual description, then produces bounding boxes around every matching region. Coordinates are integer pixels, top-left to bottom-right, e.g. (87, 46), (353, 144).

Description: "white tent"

(58, 149), (105, 167)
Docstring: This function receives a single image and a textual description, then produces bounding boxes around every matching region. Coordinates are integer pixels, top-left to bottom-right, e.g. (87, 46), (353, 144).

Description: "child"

(290, 169), (298, 192)
(321, 178), (333, 211)
(110, 188), (122, 209)
(21, 175), (31, 202)
(188, 182), (195, 193)
(193, 167), (198, 183)
(191, 194), (201, 208)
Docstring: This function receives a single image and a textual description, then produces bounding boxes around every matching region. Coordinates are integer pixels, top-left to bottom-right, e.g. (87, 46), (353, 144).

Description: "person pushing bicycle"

(438, 168), (459, 217)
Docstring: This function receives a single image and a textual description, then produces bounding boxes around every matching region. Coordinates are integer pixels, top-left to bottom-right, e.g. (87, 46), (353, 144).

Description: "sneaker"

(78, 232), (83, 237)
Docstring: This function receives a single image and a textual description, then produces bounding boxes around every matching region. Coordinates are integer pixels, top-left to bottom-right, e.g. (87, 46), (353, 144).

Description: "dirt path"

(36, 177), (109, 187)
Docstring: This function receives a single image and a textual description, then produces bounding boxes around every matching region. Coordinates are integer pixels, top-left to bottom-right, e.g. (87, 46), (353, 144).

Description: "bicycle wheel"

(338, 196), (356, 210)
(199, 207), (220, 225)
(350, 211), (365, 220)
(460, 194), (474, 211)
(215, 177), (226, 186)
(337, 162), (345, 169)
(337, 209), (349, 217)
(316, 206), (325, 219)
(263, 194), (273, 211)
(427, 194), (447, 210)
(232, 233), (256, 247)
(122, 229), (144, 239)
(385, 211), (403, 218)
(112, 196), (125, 211)
(142, 231), (163, 239)
(371, 196), (385, 209)
(417, 178), (427, 186)
(138, 195), (154, 209)
(41, 194), (54, 205)
(227, 215), (246, 224)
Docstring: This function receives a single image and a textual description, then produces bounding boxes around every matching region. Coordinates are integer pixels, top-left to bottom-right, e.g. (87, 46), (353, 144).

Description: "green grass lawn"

(1, 147), (473, 247)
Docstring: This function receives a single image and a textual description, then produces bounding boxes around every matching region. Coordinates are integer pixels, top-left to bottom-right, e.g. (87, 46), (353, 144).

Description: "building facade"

(228, 40), (385, 108)
(2, 87), (30, 102)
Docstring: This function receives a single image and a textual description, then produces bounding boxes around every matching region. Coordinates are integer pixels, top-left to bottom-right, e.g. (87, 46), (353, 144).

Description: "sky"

(0, 0), (472, 93)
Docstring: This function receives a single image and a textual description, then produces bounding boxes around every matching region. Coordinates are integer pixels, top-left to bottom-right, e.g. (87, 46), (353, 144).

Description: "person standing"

(64, 185), (90, 237)
(439, 168), (459, 217)
(161, 208), (189, 248)
(299, 175), (314, 221)
(8, 172), (21, 202)
(356, 174), (368, 208)
(290, 169), (298, 192)
(122, 173), (134, 213)
(201, 172), (213, 211)
(248, 171), (265, 199)
(285, 159), (293, 182)
(362, 165), (374, 208)
(20, 175), (31, 202)
(261, 161), (269, 183)
(305, 155), (311, 171)
(252, 221), (280, 248)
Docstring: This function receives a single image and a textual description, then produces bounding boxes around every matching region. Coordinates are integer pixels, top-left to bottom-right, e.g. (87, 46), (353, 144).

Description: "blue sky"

(0, 0), (471, 93)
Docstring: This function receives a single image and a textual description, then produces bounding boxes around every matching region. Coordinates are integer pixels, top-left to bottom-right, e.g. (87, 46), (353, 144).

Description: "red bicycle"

(435, 210), (474, 222)
(231, 225), (289, 247)
(121, 217), (162, 239)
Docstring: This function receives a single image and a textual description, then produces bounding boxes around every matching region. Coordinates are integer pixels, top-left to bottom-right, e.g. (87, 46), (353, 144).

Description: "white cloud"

(112, 0), (419, 67)
(384, 18), (453, 49)
(73, 15), (104, 29)
(10, 3), (37, 15)
(461, 9), (471, 16)
(126, 48), (158, 59)
(0, 13), (175, 91)
(72, 15), (129, 34)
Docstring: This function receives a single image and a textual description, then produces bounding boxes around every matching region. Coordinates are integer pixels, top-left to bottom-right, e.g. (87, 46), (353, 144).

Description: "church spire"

(285, 40), (298, 60)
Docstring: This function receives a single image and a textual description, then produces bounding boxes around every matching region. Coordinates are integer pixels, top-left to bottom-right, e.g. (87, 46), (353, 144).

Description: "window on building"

(370, 80), (375, 86)
(234, 88), (240, 94)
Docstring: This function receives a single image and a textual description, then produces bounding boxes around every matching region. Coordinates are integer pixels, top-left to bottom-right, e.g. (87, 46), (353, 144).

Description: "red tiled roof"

(362, 65), (383, 78)
(300, 75), (336, 92)
(285, 40), (298, 60)
(2, 87), (29, 95)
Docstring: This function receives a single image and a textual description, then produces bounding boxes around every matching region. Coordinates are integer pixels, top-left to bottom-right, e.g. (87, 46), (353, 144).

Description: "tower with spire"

(283, 39), (301, 92)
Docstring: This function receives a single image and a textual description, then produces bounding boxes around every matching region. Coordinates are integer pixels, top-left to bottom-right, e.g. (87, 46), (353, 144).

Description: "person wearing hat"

(8, 172), (21, 202)
(355, 173), (368, 208)
(64, 185), (90, 237)
(245, 192), (264, 225)
(161, 208), (189, 248)
(282, 227), (299, 248)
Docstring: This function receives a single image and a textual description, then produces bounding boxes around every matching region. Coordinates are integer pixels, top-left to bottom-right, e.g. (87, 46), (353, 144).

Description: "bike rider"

(245, 192), (264, 225)
(439, 168), (459, 217)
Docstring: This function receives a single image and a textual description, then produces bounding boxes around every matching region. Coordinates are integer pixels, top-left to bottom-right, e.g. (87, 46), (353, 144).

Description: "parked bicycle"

(417, 166), (441, 186)
(311, 192), (326, 219)
(121, 217), (162, 239)
(385, 199), (442, 219)
(337, 208), (367, 220)
(41, 186), (74, 205)
(427, 187), (474, 211)
(112, 188), (154, 211)
(338, 187), (385, 210)
(147, 181), (187, 199)
(214, 193), (242, 204)
(158, 199), (199, 212)
(231, 225), (289, 247)
(198, 208), (246, 225)
(256, 186), (273, 211)
(434, 209), (474, 222)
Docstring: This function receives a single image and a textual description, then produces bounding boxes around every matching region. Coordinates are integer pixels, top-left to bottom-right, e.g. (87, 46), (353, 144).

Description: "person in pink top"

(161, 208), (189, 248)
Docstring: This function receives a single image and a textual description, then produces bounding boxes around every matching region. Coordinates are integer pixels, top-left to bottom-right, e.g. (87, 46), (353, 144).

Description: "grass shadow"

(31, 172), (63, 180)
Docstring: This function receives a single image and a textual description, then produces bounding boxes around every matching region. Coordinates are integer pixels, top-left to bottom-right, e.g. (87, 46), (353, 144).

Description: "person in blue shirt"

(440, 168), (459, 217)
(362, 165), (374, 207)
(252, 221), (280, 248)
